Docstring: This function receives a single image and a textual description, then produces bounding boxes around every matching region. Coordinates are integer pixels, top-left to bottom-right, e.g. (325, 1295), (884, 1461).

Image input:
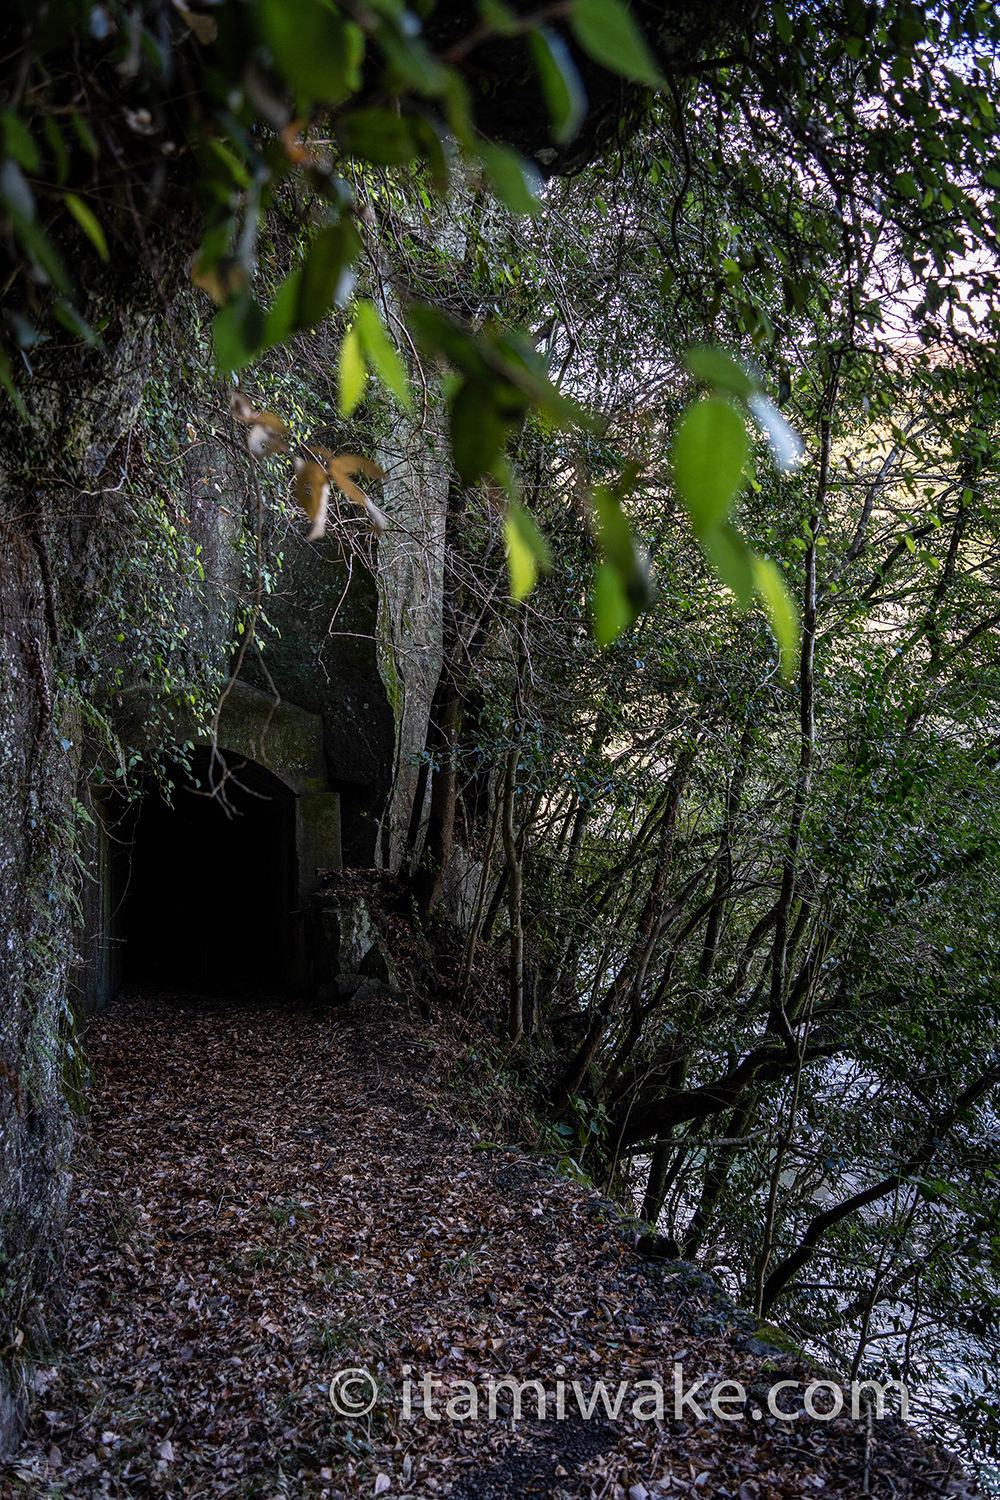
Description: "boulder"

(360, 935), (398, 991)
(318, 898), (374, 973)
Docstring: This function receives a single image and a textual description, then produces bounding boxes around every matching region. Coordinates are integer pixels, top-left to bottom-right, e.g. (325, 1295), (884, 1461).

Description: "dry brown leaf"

(229, 391), (289, 457)
(280, 119), (316, 165)
(327, 453), (385, 507)
(171, 1), (218, 43)
(293, 457), (331, 540)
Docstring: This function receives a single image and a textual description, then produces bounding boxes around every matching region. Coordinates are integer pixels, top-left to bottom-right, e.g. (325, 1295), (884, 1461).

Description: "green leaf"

(71, 113), (99, 158)
(295, 219), (360, 328)
(43, 115), (69, 185)
(1, 111), (39, 171)
(336, 109), (419, 165)
(64, 193), (109, 261)
(591, 484), (636, 575)
(407, 303), (483, 369)
(700, 522), (754, 607)
(212, 293), (266, 373)
(591, 481), (653, 631)
(685, 346), (755, 398)
(52, 298), (95, 345)
(450, 379), (507, 483)
(435, 69), (473, 147)
(569, 0), (663, 88)
(11, 214), (72, 293)
(671, 396), (749, 535)
(377, 21), (448, 96)
(752, 553), (799, 677)
(338, 323), (367, 416)
(529, 29), (587, 145)
(355, 301), (411, 408)
(262, 266), (303, 346)
(480, 144), (541, 216)
(256, 0), (364, 104)
(479, 0), (520, 34)
(409, 115), (449, 194)
(592, 562), (632, 644)
(504, 501), (551, 599)
(0, 344), (27, 418)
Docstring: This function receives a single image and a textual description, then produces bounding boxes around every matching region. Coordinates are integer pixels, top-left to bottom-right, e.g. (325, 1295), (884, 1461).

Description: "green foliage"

(504, 502), (551, 600)
(671, 357), (800, 674)
(438, 20), (1000, 1470)
(569, 0), (663, 88)
(529, 30), (587, 145)
(589, 479), (653, 644)
(672, 396), (748, 533)
(6, 0), (1000, 1472)
(0, 0), (808, 647)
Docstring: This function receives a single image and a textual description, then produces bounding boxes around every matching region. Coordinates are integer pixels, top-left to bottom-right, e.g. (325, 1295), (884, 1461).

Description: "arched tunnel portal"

(118, 750), (297, 993)
(79, 685), (344, 1008)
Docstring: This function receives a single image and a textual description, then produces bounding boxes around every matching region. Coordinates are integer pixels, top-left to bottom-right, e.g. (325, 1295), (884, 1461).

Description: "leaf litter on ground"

(0, 966), (979, 1500)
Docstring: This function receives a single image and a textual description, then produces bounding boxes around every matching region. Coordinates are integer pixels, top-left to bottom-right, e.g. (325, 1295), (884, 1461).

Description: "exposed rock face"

(319, 898), (375, 975)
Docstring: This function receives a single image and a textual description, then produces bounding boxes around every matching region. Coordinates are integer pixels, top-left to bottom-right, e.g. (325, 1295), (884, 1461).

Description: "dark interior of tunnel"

(115, 749), (296, 994)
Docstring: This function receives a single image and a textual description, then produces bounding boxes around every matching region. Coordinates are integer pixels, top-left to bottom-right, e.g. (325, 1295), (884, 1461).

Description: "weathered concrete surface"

(0, 308), (167, 1453)
(0, 522), (74, 1454)
(212, 680), (328, 794)
(200, 685), (344, 910)
(246, 524), (395, 866)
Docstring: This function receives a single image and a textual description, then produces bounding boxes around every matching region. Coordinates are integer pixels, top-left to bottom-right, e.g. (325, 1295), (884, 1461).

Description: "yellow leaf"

(229, 391), (288, 455)
(752, 553), (799, 679)
(505, 512), (536, 600)
(171, 0), (218, 43)
(338, 324), (367, 417)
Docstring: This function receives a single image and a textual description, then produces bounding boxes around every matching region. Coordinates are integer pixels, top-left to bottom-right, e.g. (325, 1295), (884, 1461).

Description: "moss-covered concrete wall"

(0, 298), (255, 1449)
(0, 522), (75, 1451)
(0, 309), (173, 1450)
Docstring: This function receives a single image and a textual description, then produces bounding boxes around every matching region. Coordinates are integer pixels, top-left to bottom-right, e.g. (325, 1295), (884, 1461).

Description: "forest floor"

(0, 985), (977, 1500)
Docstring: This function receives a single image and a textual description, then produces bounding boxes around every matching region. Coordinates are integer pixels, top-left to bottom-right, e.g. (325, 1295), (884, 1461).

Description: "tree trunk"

(411, 670), (463, 916)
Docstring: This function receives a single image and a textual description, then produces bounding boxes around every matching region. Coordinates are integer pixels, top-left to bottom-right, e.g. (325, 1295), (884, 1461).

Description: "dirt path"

(1, 991), (975, 1499)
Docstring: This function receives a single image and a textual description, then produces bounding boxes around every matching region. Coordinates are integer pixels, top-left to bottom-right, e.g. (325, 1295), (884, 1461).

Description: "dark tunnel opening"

(117, 749), (296, 994)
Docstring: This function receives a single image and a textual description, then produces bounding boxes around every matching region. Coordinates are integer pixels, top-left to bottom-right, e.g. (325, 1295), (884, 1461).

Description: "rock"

(319, 898), (374, 973)
(352, 978), (396, 1008)
(636, 1231), (680, 1261)
(360, 935), (398, 990)
(334, 972), (366, 1000)
(0, 1379), (24, 1458)
(438, 843), (483, 928)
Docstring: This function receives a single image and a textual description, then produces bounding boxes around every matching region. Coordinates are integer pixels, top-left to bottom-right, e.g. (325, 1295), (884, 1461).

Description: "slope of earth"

(0, 989), (977, 1500)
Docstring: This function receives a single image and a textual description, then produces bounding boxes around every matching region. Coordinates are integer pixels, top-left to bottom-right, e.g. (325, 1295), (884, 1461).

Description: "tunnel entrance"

(118, 750), (296, 994)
